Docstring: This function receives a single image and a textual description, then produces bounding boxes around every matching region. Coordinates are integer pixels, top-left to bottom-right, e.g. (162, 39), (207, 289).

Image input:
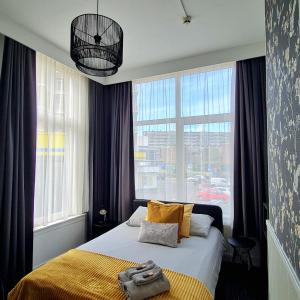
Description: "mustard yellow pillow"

(147, 200), (184, 241)
(146, 201), (194, 237)
(181, 204), (194, 238)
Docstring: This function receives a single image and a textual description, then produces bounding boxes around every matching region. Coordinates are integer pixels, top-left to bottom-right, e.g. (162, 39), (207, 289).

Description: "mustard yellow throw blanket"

(9, 249), (212, 300)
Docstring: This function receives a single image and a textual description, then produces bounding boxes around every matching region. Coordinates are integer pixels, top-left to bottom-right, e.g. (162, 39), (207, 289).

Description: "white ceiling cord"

(179, 0), (192, 24)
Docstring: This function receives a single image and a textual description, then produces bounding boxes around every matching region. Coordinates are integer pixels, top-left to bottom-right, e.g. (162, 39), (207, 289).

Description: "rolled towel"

(132, 266), (162, 286)
(118, 271), (130, 283)
(125, 260), (156, 279)
(122, 273), (170, 300)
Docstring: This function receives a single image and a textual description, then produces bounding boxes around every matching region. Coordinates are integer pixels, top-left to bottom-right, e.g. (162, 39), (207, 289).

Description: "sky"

(134, 67), (234, 133)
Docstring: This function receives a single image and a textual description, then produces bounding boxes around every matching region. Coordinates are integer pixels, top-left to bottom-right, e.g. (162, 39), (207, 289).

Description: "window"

(133, 63), (235, 226)
(34, 53), (89, 228)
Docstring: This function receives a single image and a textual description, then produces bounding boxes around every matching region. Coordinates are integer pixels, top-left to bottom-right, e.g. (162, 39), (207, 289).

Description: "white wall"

(0, 12), (105, 85)
(267, 221), (300, 300)
(33, 214), (87, 268)
(105, 41), (265, 84)
(0, 11), (265, 86)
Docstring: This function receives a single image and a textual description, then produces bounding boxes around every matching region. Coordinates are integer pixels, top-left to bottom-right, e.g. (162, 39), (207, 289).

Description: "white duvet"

(79, 222), (224, 296)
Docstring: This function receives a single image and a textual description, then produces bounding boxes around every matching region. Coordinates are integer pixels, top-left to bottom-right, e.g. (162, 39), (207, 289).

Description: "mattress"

(79, 223), (224, 296)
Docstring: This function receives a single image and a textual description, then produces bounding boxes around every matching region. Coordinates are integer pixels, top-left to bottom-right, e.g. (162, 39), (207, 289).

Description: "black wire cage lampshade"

(70, 1), (123, 77)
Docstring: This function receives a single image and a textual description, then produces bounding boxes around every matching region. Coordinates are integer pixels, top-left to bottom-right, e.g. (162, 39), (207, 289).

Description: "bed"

(9, 200), (224, 299)
(80, 200), (224, 296)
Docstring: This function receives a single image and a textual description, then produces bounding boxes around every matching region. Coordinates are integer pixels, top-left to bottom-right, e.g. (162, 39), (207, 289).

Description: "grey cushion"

(138, 221), (178, 248)
(126, 206), (147, 227)
(190, 214), (214, 237)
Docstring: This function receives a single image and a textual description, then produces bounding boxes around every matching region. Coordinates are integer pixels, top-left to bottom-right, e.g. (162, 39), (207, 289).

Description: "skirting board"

(267, 220), (300, 300)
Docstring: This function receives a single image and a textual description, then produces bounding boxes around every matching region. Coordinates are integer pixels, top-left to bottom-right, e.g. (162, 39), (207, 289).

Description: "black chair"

(228, 237), (256, 270)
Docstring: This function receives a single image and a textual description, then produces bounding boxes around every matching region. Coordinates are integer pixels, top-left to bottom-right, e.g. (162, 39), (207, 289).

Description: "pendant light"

(70, 0), (123, 77)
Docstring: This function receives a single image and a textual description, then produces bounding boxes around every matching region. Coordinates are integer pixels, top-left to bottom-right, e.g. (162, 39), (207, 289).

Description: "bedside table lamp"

(99, 209), (107, 223)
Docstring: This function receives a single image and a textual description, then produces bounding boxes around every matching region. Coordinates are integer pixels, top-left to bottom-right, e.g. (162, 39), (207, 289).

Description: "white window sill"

(34, 213), (87, 235)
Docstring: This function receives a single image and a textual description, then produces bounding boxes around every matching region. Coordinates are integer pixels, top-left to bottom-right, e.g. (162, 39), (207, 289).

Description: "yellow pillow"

(147, 201), (194, 238)
(181, 204), (194, 238)
(147, 200), (184, 241)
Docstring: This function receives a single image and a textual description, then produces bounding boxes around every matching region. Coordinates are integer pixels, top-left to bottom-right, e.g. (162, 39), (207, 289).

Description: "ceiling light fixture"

(70, 0), (123, 77)
(179, 0), (192, 24)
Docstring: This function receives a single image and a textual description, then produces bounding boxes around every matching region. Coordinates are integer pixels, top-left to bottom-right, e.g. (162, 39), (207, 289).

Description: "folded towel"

(125, 260), (155, 279)
(132, 266), (162, 286)
(121, 273), (170, 300)
(118, 266), (161, 289)
(118, 271), (130, 283)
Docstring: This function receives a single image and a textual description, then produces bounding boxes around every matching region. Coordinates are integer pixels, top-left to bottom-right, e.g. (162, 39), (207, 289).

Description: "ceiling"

(0, 0), (265, 71)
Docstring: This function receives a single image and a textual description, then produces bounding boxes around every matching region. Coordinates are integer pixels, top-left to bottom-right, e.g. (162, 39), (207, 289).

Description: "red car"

(198, 188), (229, 202)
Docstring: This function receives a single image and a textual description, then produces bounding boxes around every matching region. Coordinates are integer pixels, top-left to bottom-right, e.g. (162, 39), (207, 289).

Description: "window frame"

(133, 62), (235, 224)
(34, 53), (89, 228)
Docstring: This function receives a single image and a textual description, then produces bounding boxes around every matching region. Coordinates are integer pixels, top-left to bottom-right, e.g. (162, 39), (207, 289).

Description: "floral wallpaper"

(265, 0), (300, 278)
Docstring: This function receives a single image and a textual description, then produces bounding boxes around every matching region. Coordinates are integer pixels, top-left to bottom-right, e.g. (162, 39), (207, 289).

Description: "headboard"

(133, 199), (223, 233)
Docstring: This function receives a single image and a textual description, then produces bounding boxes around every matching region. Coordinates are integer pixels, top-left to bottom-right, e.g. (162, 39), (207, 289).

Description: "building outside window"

(34, 53), (89, 228)
(133, 63), (235, 226)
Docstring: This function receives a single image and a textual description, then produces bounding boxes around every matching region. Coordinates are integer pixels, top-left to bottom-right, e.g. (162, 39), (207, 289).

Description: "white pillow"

(138, 221), (178, 248)
(189, 214), (214, 237)
(126, 206), (147, 227)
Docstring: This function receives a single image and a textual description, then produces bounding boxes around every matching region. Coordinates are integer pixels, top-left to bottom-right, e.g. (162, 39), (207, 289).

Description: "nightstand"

(92, 221), (117, 239)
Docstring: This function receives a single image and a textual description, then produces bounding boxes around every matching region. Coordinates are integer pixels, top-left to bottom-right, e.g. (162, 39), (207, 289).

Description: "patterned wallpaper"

(265, 0), (300, 278)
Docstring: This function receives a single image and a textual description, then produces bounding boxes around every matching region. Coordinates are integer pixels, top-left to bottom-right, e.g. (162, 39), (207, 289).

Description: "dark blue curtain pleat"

(88, 80), (135, 238)
(0, 36), (37, 295)
(233, 57), (268, 241)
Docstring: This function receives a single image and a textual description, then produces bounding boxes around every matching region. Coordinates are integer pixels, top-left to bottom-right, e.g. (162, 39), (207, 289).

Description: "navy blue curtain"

(88, 81), (135, 238)
(233, 57), (268, 241)
(0, 37), (37, 295)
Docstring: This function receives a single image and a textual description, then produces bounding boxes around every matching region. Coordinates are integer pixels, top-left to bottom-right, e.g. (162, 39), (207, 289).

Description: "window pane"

(134, 78), (176, 121)
(184, 122), (233, 223)
(133, 63), (235, 228)
(35, 132), (65, 222)
(134, 124), (176, 201)
(181, 67), (233, 117)
(34, 53), (89, 228)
